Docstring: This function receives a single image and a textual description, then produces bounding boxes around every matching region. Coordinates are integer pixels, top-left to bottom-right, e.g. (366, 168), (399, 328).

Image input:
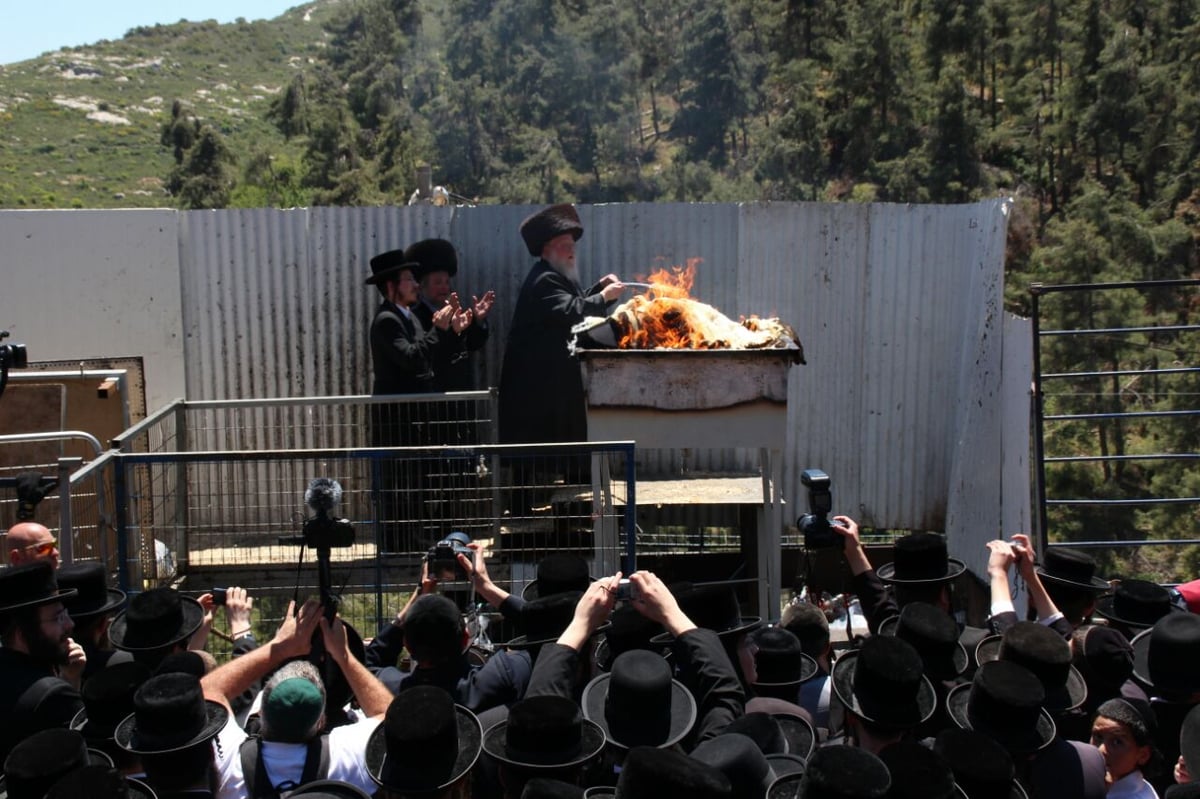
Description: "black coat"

(497, 261), (614, 444)
(369, 300), (441, 447)
(413, 299), (489, 393)
(0, 647), (84, 763)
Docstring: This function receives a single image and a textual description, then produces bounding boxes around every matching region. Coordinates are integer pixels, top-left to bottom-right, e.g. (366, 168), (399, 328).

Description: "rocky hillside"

(0, 1), (344, 209)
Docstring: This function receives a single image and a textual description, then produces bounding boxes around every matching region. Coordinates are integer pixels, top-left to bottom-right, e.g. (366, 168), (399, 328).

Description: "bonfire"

(606, 259), (802, 354)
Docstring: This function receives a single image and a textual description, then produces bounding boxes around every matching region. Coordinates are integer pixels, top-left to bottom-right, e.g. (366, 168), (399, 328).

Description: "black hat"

(691, 733), (777, 799)
(651, 583), (761, 643)
(946, 661), (1056, 754)
(1096, 697), (1157, 745)
(154, 650), (210, 678)
(775, 745), (891, 799)
(743, 697), (818, 760)
(722, 713), (789, 756)
(483, 695), (605, 771)
(521, 554), (594, 601)
(1035, 549), (1110, 593)
(114, 673), (229, 755)
(1181, 704), (1200, 780)
(505, 591), (585, 648)
(582, 649), (696, 750)
(404, 594), (465, 663)
(608, 747), (732, 799)
(43, 766), (158, 799)
(365, 249), (419, 286)
(750, 627), (819, 688)
(878, 602), (968, 681)
(593, 604), (666, 672)
(0, 561), (77, 614)
(523, 778), (585, 799)
(877, 533), (966, 585)
(72, 660), (153, 742)
(1073, 624), (1134, 694)
(1131, 612), (1200, 699)
(975, 622), (1086, 712)
(404, 238), (458, 280)
(365, 686), (482, 793)
(57, 561), (126, 621)
(0, 728), (112, 799)
(519, 204), (583, 257)
(831, 635), (936, 730)
(1095, 579), (1183, 631)
(108, 588), (204, 652)
(877, 741), (958, 799)
(286, 780), (373, 799)
(933, 729), (1028, 799)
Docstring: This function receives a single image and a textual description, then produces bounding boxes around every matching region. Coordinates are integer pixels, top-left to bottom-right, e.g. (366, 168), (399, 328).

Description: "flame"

(612, 258), (800, 352)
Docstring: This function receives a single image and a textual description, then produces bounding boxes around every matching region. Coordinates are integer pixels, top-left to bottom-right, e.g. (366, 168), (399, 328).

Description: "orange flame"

(618, 258), (737, 349)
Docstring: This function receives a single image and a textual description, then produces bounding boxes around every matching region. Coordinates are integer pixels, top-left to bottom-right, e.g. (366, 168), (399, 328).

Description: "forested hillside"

(3, 0), (1200, 576)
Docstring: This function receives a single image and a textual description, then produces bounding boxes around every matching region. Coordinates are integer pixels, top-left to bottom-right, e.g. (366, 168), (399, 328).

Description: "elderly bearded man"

(497, 205), (625, 507)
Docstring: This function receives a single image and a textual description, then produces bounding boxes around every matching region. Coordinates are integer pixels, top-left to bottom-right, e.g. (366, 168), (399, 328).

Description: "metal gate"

(1031, 278), (1200, 581)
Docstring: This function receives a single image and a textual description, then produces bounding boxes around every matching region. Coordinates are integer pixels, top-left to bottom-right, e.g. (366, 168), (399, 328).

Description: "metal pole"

(57, 458), (80, 565)
(623, 444), (636, 574)
(1030, 284), (1049, 556)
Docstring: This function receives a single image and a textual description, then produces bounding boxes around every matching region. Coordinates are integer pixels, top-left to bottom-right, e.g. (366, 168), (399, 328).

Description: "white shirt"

(213, 714), (380, 799)
(1107, 770), (1159, 799)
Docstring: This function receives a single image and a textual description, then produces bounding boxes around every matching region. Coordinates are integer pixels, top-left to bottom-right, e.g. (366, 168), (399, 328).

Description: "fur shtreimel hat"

(519, 204), (583, 257)
(404, 238), (458, 280)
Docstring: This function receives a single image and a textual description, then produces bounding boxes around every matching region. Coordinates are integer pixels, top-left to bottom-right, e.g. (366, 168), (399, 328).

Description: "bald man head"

(7, 522), (59, 569)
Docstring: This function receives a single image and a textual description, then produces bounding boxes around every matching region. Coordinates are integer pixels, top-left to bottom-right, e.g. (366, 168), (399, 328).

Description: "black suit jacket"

(370, 300), (439, 396)
(413, 299), (489, 393)
(0, 648), (84, 763)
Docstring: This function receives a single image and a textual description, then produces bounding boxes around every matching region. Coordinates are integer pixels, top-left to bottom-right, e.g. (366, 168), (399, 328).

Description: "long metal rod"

(1048, 497), (1200, 506)
(1045, 409), (1200, 421)
(1049, 539), (1200, 548)
(1030, 289), (1049, 553)
(1031, 278), (1200, 294)
(1039, 324), (1200, 336)
(0, 430), (105, 457)
(1046, 454), (1200, 463)
(1042, 366), (1200, 380)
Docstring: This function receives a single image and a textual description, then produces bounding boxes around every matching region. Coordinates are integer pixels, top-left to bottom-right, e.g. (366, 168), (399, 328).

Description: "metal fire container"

(579, 348), (801, 616)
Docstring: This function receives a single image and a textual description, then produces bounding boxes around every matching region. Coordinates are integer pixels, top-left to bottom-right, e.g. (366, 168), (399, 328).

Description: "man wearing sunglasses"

(6, 521), (60, 569)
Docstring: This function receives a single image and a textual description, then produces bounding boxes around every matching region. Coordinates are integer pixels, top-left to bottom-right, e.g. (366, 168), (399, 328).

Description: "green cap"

(264, 678), (324, 741)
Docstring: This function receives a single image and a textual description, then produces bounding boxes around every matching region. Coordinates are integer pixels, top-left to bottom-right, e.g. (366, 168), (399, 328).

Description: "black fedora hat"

(364, 249), (419, 286)
(876, 533), (966, 585)
(58, 561), (126, 621)
(651, 583), (761, 644)
(582, 649), (696, 750)
(1131, 612), (1200, 699)
(523, 778), (585, 799)
(404, 238), (458, 280)
(933, 728), (1029, 799)
(521, 554), (594, 601)
(1095, 579), (1183, 630)
(0, 561), (77, 614)
(744, 697), (818, 760)
(520, 204), (583, 257)
(691, 733), (778, 799)
(108, 588), (204, 652)
(605, 747), (732, 799)
(286, 780), (373, 799)
(772, 745), (890, 799)
(114, 673), (228, 755)
(504, 591), (586, 649)
(593, 604), (666, 673)
(975, 622), (1087, 712)
(831, 635), (936, 730)
(1073, 625), (1134, 694)
(750, 626), (819, 688)
(43, 766), (158, 799)
(722, 713), (790, 756)
(71, 660), (153, 742)
(1035, 548), (1110, 593)
(365, 686), (482, 794)
(878, 740), (959, 799)
(482, 695), (605, 771)
(0, 728), (113, 799)
(878, 601), (968, 681)
(946, 661), (1056, 754)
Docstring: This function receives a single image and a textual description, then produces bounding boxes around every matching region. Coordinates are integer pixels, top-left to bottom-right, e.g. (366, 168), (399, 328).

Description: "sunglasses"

(24, 539), (58, 556)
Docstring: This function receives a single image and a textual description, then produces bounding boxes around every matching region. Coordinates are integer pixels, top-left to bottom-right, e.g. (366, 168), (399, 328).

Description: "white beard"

(547, 255), (580, 286)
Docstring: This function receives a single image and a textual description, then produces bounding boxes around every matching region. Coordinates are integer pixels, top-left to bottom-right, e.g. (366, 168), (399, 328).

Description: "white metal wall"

(1, 200), (1029, 562)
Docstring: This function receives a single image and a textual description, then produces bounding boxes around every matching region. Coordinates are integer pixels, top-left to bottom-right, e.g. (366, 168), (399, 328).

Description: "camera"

(797, 468), (839, 549)
(614, 578), (638, 602)
(426, 531), (472, 581)
(212, 587), (227, 606)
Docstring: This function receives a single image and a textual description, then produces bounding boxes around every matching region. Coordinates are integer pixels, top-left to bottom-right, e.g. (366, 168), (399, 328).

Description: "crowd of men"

(5, 205), (1200, 797)
(5, 507), (1200, 799)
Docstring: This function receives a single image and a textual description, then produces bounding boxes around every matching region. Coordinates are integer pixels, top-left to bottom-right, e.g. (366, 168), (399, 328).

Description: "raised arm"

(321, 614), (392, 718)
